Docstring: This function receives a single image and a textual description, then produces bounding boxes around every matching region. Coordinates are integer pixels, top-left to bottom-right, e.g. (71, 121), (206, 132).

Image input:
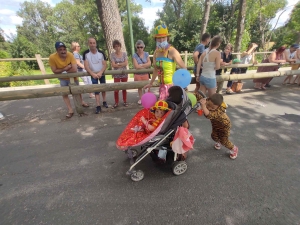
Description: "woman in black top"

(216, 44), (233, 93)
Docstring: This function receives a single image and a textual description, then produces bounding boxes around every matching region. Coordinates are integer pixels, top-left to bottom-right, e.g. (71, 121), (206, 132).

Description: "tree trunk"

(234, 0), (247, 53)
(95, 0), (127, 57)
(200, 0), (212, 37)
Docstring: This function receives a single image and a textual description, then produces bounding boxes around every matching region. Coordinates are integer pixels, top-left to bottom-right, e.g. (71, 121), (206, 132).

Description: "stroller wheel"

(131, 149), (138, 158)
(172, 161), (188, 176)
(126, 149), (138, 159)
(130, 170), (144, 182)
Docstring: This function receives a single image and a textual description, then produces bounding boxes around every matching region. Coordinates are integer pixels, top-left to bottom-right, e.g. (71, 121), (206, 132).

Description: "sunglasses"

(137, 46), (144, 49)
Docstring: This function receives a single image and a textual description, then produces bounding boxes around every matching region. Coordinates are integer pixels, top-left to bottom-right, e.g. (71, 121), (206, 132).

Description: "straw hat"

(153, 24), (170, 38)
(151, 100), (169, 111)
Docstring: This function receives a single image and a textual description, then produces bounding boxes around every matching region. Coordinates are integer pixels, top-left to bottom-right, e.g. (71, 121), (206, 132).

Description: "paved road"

(0, 77), (300, 225)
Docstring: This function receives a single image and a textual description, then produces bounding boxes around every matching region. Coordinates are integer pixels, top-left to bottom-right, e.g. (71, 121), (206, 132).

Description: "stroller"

(116, 86), (200, 182)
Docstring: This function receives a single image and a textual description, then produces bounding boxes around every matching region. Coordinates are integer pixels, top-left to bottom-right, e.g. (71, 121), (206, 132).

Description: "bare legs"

(62, 95), (73, 113)
(200, 85), (216, 97)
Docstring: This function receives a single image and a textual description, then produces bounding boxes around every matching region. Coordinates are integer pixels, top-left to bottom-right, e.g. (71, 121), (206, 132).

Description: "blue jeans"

(91, 76), (106, 95)
(59, 79), (79, 86)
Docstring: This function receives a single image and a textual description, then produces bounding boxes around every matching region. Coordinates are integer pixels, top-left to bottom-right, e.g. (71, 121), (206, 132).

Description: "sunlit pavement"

(0, 77), (300, 225)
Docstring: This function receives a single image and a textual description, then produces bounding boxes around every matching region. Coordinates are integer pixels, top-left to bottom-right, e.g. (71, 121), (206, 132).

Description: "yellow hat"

(154, 24), (170, 38)
(151, 100), (169, 111)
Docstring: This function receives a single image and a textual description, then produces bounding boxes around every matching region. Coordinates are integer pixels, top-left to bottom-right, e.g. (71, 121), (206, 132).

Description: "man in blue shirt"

(193, 33), (210, 92)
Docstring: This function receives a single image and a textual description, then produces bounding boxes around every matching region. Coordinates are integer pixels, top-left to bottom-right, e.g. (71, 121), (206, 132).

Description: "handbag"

(136, 53), (151, 79)
(231, 81), (243, 92)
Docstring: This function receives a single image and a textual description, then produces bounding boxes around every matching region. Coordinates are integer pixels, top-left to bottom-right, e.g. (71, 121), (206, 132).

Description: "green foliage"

(0, 62), (12, 87)
(272, 3), (300, 48)
(0, 50), (9, 59)
(123, 16), (151, 55)
(155, 0), (203, 52)
(16, 0), (55, 57)
(9, 35), (39, 69)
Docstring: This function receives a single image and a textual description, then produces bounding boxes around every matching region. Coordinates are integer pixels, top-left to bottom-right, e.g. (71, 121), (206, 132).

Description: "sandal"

(82, 103), (89, 107)
(66, 112), (74, 118)
(112, 103), (118, 109)
(123, 102), (128, 107)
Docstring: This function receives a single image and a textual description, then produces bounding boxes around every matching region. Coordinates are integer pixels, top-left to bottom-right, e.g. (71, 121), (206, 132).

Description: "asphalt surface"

(0, 77), (300, 225)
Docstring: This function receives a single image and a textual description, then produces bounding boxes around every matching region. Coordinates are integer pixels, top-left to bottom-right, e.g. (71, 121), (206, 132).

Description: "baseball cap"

(233, 59), (241, 64)
(55, 41), (66, 49)
(291, 44), (299, 49)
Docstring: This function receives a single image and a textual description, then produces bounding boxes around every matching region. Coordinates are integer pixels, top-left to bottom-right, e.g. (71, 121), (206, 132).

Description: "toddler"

(200, 93), (238, 159)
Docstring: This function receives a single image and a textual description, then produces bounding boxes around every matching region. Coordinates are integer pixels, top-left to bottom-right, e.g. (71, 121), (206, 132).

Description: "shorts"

(134, 74), (149, 81)
(91, 76), (106, 95)
(60, 79), (79, 87)
(199, 76), (216, 89)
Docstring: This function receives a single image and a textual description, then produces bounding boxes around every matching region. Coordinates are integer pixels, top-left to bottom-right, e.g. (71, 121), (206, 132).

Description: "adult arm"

(241, 44), (258, 58)
(49, 56), (77, 74)
(50, 64), (72, 74)
(144, 51), (158, 89)
(171, 48), (186, 69)
(196, 52), (205, 78)
(214, 51), (221, 70)
(75, 59), (85, 69)
(110, 52), (128, 68)
(132, 57), (143, 69)
(84, 60), (97, 78)
(252, 53), (258, 64)
(193, 51), (200, 65)
(96, 60), (107, 77)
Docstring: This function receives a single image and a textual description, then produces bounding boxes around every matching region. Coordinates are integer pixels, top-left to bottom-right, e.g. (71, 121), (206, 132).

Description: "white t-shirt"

(285, 49), (296, 59)
(83, 49), (107, 72)
(240, 54), (253, 64)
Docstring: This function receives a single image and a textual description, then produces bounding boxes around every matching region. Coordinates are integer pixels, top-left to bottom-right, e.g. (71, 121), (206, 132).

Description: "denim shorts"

(200, 76), (216, 89)
(60, 79), (79, 86)
(91, 76), (106, 95)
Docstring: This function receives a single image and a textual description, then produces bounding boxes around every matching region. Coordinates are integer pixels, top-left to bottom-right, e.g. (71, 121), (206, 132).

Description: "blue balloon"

(172, 69), (192, 88)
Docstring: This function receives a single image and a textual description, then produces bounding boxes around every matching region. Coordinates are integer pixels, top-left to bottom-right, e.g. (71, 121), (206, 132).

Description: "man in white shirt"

(83, 37), (108, 114)
(283, 44), (299, 84)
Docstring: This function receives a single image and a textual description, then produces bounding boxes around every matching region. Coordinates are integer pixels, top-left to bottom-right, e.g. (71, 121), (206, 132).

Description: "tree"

(285, 3), (300, 44)
(155, 0), (203, 52)
(96, 0), (127, 57)
(49, 0), (104, 50)
(234, 0), (247, 52)
(201, 0), (212, 36)
(123, 17), (150, 54)
(16, 0), (56, 57)
(206, 1), (238, 46)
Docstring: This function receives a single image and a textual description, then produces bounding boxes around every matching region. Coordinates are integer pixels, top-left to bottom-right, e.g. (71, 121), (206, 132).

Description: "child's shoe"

(230, 145), (238, 159)
(214, 142), (221, 150)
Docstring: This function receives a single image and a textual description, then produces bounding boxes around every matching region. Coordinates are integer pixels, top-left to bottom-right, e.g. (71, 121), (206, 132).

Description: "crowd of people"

(48, 24), (300, 118)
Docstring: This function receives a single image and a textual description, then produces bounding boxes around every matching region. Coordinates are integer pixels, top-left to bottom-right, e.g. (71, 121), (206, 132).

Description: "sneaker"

(265, 84), (271, 88)
(102, 101), (108, 108)
(214, 142), (221, 150)
(230, 145), (238, 159)
(95, 106), (101, 114)
(137, 100), (141, 105)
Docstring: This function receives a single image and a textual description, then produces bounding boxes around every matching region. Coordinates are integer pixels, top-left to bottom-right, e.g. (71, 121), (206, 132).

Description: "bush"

(0, 62), (12, 87)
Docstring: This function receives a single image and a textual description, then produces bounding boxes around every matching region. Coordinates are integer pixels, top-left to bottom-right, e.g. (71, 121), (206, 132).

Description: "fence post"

(69, 77), (85, 115)
(184, 51), (188, 67)
(35, 54), (50, 85)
